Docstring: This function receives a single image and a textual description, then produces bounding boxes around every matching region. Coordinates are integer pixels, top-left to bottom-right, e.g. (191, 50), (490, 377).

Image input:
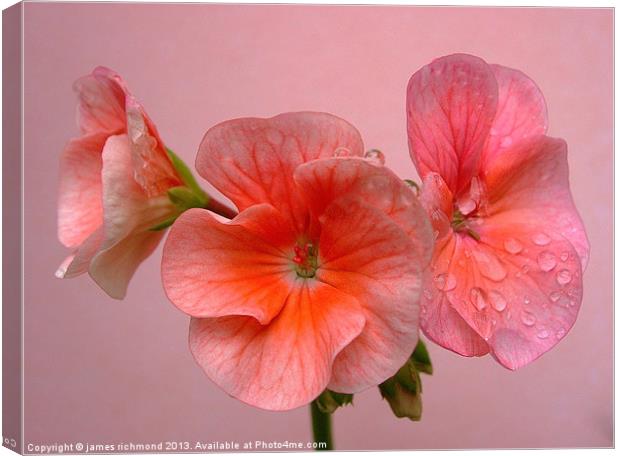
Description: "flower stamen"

(293, 242), (318, 278)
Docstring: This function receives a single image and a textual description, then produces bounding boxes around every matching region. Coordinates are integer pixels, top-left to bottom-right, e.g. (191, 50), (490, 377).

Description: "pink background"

(22, 4), (612, 450)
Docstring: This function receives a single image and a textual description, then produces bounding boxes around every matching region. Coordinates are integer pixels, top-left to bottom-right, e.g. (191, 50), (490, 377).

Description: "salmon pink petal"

(55, 228), (104, 279)
(100, 135), (174, 251)
(482, 64), (548, 167)
(88, 230), (165, 299)
(419, 172), (454, 242)
(294, 158), (434, 267)
(189, 280), (366, 410)
(57, 133), (106, 248)
(125, 97), (181, 196)
(407, 54), (498, 194)
(419, 233), (490, 356)
(435, 225), (583, 370)
(73, 67), (126, 134)
(315, 197), (424, 392)
(420, 273), (490, 357)
(483, 136), (589, 270)
(196, 112), (364, 233)
(162, 205), (298, 324)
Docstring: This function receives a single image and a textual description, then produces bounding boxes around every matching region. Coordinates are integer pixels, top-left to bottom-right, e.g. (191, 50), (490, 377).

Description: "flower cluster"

(57, 54), (588, 415)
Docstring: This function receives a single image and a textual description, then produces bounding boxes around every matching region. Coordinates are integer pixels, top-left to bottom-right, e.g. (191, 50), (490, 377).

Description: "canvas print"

(2, 2), (613, 453)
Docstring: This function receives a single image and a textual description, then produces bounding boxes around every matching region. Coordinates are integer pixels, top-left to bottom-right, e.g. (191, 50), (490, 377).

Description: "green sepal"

(379, 339), (433, 421)
(411, 339), (433, 375)
(167, 186), (206, 211)
(166, 148), (208, 200)
(148, 216), (178, 231)
(315, 389), (353, 414)
(379, 361), (423, 421)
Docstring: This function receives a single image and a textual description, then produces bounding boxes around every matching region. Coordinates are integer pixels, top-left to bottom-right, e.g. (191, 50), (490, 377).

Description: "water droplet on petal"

(537, 329), (549, 339)
(524, 296), (531, 305)
(549, 291), (562, 303)
(560, 251), (569, 262)
(532, 233), (551, 246)
(500, 136), (513, 148)
(520, 311), (536, 327)
(364, 149), (385, 165)
(556, 269), (572, 286)
(537, 251), (557, 272)
(333, 146), (353, 157)
(434, 273), (457, 291)
(472, 250), (507, 281)
(470, 287), (487, 311)
(504, 238), (523, 254)
(489, 290), (507, 312)
(423, 289), (432, 300)
(458, 197), (477, 215)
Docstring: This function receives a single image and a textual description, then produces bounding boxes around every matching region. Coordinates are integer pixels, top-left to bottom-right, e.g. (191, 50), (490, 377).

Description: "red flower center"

(293, 242), (318, 278)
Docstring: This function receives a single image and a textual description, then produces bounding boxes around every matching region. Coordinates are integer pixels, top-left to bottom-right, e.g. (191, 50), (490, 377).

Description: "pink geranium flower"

(161, 112), (433, 410)
(57, 67), (184, 299)
(407, 54), (589, 369)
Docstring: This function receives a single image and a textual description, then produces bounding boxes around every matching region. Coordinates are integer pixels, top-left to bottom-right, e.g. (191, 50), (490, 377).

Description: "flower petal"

(482, 136), (589, 270)
(162, 205), (297, 324)
(419, 252), (490, 357)
(88, 230), (165, 299)
(73, 66), (126, 135)
(55, 228), (104, 279)
(100, 134), (174, 251)
(406, 54), (498, 195)
(419, 172), (454, 242)
(436, 225), (583, 370)
(294, 157), (434, 268)
(196, 112), (364, 233)
(482, 64), (548, 167)
(57, 133), (106, 248)
(189, 280), (365, 410)
(125, 97), (181, 196)
(315, 196), (424, 392)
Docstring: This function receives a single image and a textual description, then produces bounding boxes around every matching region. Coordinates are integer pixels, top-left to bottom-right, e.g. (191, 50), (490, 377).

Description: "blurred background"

(22, 4), (612, 449)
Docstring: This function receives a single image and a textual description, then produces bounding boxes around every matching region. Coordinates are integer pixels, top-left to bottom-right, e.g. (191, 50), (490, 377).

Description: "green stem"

(310, 400), (333, 451)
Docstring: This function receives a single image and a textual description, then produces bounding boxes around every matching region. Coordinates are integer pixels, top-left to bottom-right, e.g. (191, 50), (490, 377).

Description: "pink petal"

(125, 97), (181, 197)
(56, 228), (104, 279)
(195, 112), (364, 234)
(419, 246), (490, 357)
(76, 134), (174, 298)
(483, 136), (589, 270)
(162, 205), (298, 324)
(89, 230), (165, 299)
(407, 54), (498, 195)
(419, 172), (454, 242)
(482, 64), (548, 167)
(189, 279), (365, 410)
(73, 67), (126, 135)
(57, 133), (106, 248)
(294, 158), (434, 267)
(315, 196), (425, 392)
(100, 134), (174, 251)
(436, 225), (583, 370)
